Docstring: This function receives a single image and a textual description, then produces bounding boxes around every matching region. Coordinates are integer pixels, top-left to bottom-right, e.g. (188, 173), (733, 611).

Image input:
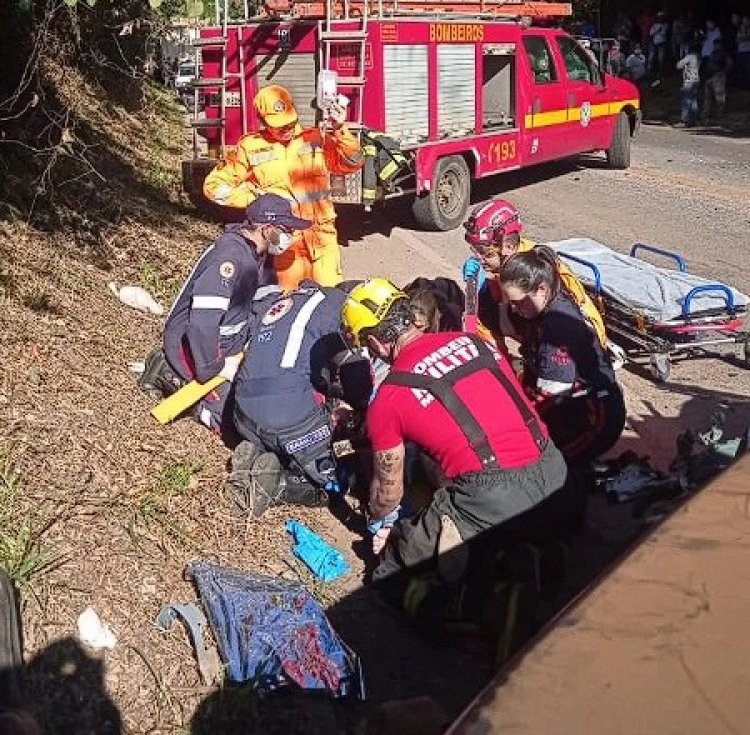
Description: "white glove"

(219, 352), (243, 381)
(327, 102), (347, 130)
(372, 528), (392, 556)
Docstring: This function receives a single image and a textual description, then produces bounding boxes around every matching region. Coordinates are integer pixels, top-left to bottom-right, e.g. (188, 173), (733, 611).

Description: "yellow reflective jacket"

(203, 124), (364, 255)
(492, 237), (609, 348)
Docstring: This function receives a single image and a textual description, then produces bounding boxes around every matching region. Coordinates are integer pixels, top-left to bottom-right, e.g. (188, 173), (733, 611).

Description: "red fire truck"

(182, 0), (641, 231)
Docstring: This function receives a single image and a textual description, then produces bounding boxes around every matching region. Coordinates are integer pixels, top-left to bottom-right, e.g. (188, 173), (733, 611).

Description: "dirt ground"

(1, 97), (749, 733)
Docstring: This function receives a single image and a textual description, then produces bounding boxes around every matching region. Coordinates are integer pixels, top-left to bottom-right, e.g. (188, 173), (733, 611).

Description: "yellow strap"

(151, 375), (226, 425)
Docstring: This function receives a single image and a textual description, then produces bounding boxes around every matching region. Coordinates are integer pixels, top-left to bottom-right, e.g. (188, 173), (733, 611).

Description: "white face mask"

(267, 230), (293, 256)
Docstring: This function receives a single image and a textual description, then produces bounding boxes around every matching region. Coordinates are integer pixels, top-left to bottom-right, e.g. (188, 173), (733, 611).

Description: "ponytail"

(499, 245), (560, 296)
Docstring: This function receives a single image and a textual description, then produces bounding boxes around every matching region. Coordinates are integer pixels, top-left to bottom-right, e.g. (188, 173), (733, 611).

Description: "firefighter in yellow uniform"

(203, 85), (364, 290)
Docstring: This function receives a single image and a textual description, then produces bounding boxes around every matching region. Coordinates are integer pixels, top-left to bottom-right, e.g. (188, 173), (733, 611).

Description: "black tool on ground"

(0, 569), (41, 734)
(0, 570), (23, 709)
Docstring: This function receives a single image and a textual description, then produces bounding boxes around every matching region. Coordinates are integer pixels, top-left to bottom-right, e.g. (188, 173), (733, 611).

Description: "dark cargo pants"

(234, 405), (338, 489)
(372, 441), (568, 583)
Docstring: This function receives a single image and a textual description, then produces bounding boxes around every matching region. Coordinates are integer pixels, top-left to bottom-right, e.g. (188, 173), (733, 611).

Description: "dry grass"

(0, 65), (367, 733)
(0, 59), (503, 734)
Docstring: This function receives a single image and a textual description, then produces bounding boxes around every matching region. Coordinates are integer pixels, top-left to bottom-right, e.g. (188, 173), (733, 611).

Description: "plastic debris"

(605, 462), (661, 502)
(76, 606), (117, 650)
(286, 519), (349, 582)
(156, 602), (222, 684)
(108, 281), (164, 315)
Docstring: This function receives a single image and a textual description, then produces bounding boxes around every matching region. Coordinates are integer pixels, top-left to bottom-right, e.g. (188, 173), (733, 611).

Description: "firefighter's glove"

(462, 257), (487, 289)
(219, 352), (243, 381)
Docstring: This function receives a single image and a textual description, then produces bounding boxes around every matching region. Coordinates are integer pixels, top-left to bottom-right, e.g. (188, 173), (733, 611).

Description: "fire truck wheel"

(412, 155), (471, 231)
(606, 112), (631, 169)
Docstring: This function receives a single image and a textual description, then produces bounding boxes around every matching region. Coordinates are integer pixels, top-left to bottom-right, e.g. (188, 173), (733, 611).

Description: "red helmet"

(463, 199), (523, 248)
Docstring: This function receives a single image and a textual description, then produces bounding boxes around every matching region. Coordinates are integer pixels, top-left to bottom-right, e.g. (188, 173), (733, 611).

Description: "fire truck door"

(554, 35), (612, 152)
(520, 35), (569, 164)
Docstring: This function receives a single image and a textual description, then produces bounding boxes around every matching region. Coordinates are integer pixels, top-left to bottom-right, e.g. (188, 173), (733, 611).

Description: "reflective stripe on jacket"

(163, 225), (276, 383)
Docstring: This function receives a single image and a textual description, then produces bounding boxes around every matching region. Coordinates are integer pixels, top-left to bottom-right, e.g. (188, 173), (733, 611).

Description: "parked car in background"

(174, 60), (196, 92)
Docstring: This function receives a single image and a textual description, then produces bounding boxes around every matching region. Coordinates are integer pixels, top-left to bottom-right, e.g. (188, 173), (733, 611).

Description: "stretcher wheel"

(649, 353), (671, 382)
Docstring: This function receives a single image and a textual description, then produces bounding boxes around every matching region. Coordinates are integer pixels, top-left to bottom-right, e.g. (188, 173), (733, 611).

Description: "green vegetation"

(128, 459), (204, 542)
(22, 289), (58, 314)
(0, 452), (58, 587)
(140, 261), (181, 303)
(143, 83), (184, 194)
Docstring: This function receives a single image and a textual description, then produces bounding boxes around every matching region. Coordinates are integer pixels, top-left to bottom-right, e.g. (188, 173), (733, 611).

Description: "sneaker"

(225, 451), (283, 517)
(225, 470), (255, 517)
(230, 440), (262, 473)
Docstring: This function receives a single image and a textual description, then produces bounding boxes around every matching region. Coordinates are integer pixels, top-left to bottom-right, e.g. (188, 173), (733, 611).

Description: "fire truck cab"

(183, 1), (640, 231)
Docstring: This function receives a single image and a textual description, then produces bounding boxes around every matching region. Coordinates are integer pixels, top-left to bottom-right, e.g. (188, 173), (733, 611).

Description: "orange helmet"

(254, 85), (298, 128)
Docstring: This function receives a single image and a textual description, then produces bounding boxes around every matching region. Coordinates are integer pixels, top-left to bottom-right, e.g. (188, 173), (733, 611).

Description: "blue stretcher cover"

(188, 561), (364, 697)
(547, 238), (749, 323)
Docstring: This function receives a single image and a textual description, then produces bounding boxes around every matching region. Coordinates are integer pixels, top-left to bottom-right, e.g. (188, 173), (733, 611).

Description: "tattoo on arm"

(370, 445), (405, 517)
(375, 450), (399, 485)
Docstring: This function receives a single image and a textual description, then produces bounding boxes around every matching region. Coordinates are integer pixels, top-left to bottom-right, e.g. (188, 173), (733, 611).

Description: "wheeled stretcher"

(547, 238), (750, 381)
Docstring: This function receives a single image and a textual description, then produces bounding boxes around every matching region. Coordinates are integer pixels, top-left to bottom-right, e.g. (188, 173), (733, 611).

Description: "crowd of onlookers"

(576, 9), (750, 127)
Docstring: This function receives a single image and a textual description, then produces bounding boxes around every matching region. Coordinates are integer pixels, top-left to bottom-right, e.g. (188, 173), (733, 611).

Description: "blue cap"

(245, 193), (312, 231)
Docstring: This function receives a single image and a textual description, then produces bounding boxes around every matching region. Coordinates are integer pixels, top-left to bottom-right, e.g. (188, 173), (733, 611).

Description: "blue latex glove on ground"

(462, 257), (487, 290)
(286, 520), (349, 582)
(367, 505), (401, 534)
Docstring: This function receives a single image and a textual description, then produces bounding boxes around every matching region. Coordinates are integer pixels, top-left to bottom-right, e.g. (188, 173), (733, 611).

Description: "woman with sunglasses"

(462, 199), (608, 357)
(498, 246), (626, 466)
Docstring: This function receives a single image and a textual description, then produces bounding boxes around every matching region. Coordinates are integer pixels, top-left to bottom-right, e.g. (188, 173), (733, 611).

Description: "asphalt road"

(340, 123), (750, 467)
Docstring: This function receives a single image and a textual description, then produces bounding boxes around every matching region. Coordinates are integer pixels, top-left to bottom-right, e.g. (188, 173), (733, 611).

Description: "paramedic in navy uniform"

(143, 194), (311, 438)
(498, 246), (626, 465)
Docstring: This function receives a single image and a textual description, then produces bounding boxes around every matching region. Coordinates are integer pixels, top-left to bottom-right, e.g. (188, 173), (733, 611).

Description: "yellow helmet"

(342, 278), (409, 345)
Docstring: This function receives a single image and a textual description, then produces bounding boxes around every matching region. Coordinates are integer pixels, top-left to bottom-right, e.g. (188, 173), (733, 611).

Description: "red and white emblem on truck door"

(580, 101), (592, 127)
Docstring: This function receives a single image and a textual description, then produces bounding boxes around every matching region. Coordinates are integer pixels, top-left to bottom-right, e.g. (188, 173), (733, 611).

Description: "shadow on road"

(336, 155), (607, 248)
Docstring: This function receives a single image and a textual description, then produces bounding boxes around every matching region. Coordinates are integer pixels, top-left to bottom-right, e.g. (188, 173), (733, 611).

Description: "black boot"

(280, 472), (326, 507)
(138, 348), (185, 399)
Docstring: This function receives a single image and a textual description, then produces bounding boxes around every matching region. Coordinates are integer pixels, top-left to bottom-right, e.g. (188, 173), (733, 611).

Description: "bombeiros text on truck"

(181, 0), (641, 231)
